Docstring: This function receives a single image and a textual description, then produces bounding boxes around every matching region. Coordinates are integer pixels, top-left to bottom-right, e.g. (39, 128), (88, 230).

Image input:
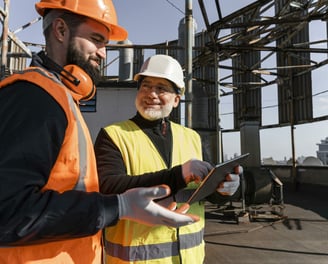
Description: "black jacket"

(94, 113), (188, 195)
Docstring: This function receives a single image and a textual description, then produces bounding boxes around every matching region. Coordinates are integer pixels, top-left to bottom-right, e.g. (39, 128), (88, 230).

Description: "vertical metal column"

(185, 0), (193, 128)
(214, 52), (222, 163)
(1, 0), (10, 79)
(288, 55), (297, 191)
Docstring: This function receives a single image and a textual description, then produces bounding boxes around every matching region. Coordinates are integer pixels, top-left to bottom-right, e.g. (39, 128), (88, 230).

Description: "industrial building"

(1, 1), (327, 263)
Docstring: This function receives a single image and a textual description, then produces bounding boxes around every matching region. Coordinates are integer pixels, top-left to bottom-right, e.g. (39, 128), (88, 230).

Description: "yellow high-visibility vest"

(103, 120), (205, 264)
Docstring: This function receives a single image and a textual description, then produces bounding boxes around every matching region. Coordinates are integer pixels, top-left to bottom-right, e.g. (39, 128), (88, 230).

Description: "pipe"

(185, 0), (193, 128)
(1, 0), (10, 78)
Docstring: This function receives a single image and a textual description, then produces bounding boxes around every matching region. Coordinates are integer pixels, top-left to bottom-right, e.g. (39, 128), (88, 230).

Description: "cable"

(313, 89), (328, 97)
(164, 0), (184, 15)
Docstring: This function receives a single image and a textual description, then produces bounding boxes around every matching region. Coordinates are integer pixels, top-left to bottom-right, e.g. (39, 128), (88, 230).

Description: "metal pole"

(185, 0), (193, 128)
(1, 0), (10, 78)
(290, 98), (297, 191)
(288, 55), (297, 191)
(215, 51), (222, 163)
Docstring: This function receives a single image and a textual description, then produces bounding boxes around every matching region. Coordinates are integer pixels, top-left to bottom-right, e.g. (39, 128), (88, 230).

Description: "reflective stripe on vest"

(68, 93), (87, 191)
(104, 228), (204, 261)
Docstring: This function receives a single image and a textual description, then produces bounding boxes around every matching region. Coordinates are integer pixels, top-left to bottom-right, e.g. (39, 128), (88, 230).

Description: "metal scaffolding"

(1, 0), (328, 164)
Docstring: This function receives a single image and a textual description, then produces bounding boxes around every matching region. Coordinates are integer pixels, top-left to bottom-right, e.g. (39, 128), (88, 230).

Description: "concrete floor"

(203, 183), (328, 264)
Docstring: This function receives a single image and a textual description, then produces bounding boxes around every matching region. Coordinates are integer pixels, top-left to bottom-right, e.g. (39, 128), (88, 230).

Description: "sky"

(6, 0), (328, 161)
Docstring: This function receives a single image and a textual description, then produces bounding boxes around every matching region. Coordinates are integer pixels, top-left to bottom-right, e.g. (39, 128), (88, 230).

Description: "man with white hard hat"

(95, 54), (242, 263)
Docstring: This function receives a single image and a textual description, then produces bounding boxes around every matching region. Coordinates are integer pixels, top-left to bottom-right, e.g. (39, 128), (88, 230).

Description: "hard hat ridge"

(35, 0), (127, 41)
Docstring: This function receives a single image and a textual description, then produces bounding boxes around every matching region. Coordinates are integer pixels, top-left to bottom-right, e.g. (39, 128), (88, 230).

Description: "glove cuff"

(117, 194), (126, 219)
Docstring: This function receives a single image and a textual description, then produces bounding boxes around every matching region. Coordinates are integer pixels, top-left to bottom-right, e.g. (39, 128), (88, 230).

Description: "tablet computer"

(187, 153), (250, 204)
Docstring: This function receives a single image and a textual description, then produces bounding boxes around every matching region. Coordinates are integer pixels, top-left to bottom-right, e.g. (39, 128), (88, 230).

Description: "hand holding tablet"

(187, 153), (250, 204)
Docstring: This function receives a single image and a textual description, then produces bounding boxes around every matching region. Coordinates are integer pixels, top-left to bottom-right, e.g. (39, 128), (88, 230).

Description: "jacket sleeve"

(0, 82), (119, 246)
(94, 128), (187, 195)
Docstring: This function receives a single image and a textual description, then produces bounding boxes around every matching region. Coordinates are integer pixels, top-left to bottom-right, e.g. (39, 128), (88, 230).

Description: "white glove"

(217, 165), (243, 196)
(182, 159), (213, 184)
(118, 184), (199, 227)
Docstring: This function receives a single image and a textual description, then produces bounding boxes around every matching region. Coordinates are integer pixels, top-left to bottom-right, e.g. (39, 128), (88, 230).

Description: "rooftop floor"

(204, 183), (328, 264)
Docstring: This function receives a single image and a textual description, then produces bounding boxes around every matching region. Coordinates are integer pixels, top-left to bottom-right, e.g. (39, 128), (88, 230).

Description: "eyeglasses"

(139, 82), (176, 95)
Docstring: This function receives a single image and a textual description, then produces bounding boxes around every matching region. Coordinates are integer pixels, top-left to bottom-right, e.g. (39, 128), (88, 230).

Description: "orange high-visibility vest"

(0, 67), (102, 264)
(103, 120), (205, 264)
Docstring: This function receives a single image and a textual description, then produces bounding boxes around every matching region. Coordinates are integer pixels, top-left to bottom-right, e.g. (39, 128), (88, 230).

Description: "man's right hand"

(182, 159), (213, 184)
(216, 165), (242, 196)
(118, 185), (199, 227)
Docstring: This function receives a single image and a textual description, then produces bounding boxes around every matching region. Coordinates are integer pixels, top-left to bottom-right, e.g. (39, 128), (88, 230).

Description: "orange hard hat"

(35, 0), (127, 41)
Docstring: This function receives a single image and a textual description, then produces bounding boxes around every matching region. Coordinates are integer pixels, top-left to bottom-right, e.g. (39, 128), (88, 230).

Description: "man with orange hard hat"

(0, 1), (200, 263)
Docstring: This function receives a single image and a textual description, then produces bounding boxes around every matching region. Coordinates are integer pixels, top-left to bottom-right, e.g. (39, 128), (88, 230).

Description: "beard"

(66, 41), (102, 85)
(136, 100), (174, 121)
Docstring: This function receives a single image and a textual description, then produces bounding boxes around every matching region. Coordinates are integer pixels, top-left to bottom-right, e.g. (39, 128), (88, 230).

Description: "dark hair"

(43, 10), (87, 38)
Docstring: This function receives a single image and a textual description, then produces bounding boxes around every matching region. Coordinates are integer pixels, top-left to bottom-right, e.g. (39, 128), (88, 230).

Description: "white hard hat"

(134, 54), (185, 95)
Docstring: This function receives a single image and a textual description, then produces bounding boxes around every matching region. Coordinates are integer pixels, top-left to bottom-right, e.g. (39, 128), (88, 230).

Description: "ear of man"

(52, 18), (68, 42)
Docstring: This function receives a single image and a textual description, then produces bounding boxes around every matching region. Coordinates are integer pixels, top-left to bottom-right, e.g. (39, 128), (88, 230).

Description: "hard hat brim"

(134, 72), (184, 90)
